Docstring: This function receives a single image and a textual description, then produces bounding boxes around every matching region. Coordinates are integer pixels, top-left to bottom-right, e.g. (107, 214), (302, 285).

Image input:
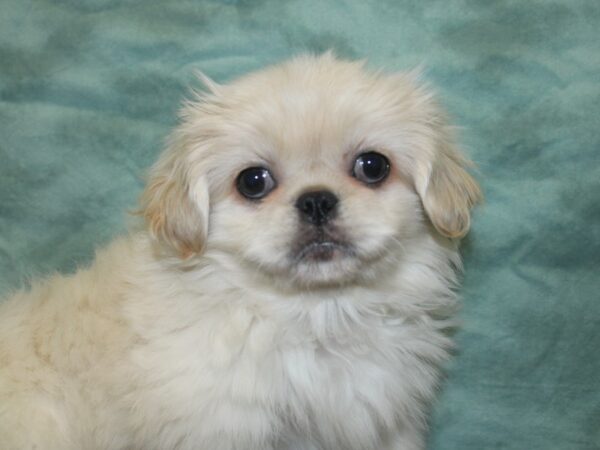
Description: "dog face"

(141, 54), (481, 287)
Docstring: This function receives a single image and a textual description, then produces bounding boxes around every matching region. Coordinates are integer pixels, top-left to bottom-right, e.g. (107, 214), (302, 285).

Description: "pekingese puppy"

(0, 53), (481, 450)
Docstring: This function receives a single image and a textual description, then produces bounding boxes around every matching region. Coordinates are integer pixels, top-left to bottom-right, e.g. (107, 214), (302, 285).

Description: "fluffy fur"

(0, 53), (481, 450)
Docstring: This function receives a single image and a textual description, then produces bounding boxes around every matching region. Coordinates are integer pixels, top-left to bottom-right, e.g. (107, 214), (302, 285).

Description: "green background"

(1, 1), (599, 448)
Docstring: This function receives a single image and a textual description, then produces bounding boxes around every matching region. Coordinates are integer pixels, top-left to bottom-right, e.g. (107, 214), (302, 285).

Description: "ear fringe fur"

(423, 147), (482, 239)
(138, 139), (208, 259)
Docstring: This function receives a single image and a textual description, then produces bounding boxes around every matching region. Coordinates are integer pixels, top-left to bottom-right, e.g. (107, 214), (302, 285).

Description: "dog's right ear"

(139, 137), (209, 259)
(139, 72), (223, 258)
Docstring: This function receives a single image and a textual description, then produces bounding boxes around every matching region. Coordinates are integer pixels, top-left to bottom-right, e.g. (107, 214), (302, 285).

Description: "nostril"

(302, 198), (315, 215)
(296, 190), (339, 225)
(318, 192), (338, 214)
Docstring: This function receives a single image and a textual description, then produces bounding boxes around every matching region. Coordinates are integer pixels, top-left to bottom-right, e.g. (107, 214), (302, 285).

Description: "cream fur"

(0, 53), (481, 450)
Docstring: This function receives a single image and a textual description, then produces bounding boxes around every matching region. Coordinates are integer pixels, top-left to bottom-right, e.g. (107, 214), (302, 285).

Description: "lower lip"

(297, 241), (344, 262)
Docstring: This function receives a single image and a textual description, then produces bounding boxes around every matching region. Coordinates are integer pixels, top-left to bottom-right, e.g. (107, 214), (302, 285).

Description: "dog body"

(0, 54), (480, 450)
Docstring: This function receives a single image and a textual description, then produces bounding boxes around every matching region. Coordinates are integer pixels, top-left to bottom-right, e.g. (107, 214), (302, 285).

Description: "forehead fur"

(176, 54), (441, 195)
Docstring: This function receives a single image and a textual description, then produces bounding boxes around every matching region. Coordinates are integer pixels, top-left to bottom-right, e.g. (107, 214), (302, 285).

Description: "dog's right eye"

(236, 167), (277, 200)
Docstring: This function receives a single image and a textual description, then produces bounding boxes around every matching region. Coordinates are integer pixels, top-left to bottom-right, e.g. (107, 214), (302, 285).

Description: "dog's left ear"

(139, 138), (209, 258)
(414, 131), (482, 239)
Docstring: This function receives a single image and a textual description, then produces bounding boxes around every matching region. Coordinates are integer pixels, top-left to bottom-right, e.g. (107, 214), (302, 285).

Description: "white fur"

(0, 54), (480, 450)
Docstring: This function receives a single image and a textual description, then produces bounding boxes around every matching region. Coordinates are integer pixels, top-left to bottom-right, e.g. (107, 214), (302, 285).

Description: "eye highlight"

(236, 167), (277, 200)
(352, 151), (390, 185)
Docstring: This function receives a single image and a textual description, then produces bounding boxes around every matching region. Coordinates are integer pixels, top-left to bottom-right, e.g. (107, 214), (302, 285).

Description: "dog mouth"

(296, 240), (350, 262)
(292, 227), (353, 263)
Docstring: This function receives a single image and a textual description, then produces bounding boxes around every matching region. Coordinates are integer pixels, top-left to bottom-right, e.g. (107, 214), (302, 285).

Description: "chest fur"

(124, 300), (447, 449)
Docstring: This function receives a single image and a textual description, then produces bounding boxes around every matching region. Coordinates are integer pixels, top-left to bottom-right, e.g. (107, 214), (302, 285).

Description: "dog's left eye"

(352, 152), (390, 184)
(236, 167), (277, 200)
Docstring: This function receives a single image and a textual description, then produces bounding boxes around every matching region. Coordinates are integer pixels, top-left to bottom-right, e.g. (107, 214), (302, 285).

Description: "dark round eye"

(236, 167), (276, 199)
(352, 151), (390, 184)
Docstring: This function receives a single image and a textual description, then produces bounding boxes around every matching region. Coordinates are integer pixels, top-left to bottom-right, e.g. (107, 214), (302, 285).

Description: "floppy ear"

(139, 139), (209, 258)
(139, 72), (223, 258)
(414, 135), (482, 239)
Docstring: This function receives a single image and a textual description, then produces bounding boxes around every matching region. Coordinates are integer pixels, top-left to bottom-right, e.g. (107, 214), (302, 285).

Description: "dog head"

(140, 54), (481, 287)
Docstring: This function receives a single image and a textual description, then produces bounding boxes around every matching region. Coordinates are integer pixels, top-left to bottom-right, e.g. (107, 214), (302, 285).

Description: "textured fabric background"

(1, 1), (599, 448)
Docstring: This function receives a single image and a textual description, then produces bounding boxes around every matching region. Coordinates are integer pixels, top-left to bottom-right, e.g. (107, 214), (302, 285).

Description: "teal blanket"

(1, 1), (598, 448)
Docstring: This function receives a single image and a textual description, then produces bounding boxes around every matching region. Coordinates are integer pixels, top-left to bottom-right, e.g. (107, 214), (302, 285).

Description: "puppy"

(0, 53), (481, 450)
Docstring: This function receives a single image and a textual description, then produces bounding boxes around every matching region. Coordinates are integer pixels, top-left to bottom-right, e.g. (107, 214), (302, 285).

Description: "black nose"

(295, 190), (339, 226)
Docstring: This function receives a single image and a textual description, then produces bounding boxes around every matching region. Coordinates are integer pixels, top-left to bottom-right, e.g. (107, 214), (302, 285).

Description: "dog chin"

(288, 252), (363, 287)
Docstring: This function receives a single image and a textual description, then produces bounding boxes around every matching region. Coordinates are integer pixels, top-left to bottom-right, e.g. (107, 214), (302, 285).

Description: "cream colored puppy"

(0, 53), (481, 450)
